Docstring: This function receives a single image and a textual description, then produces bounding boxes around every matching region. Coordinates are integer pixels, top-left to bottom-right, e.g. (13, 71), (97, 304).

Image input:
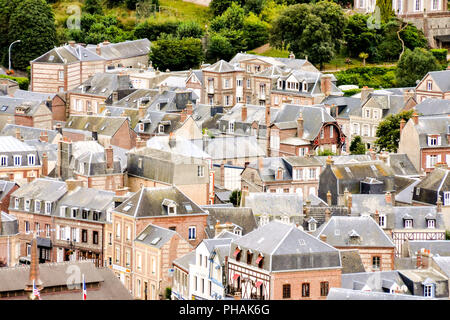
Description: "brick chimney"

(320, 234), (327, 243)
(15, 128), (21, 140)
(326, 156), (334, 167)
(65, 179), (84, 192)
(437, 195), (442, 213)
(258, 157), (264, 171)
(289, 52), (295, 59)
(135, 137), (147, 149)
(347, 194), (352, 215)
(55, 123), (62, 135)
(326, 190), (332, 206)
(220, 163), (225, 187)
(297, 112), (304, 138)
(168, 132), (176, 148)
(404, 90), (415, 103)
(400, 118), (406, 136)
(105, 145), (114, 170)
(385, 191), (392, 205)
(68, 40), (76, 47)
(241, 104), (247, 122)
(39, 131), (48, 143)
(186, 101), (193, 116)
(360, 86), (374, 103)
(96, 44), (101, 56)
(412, 112), (419, 125)
(103, 40), (110, 46)
(320, 75), (332, 97)
(215, 221), (234, 237)
(325, 208), (331, 222)
(41, 152), (48, 177)
(115, 187), (129, 197)
(374, 210), (380, 225)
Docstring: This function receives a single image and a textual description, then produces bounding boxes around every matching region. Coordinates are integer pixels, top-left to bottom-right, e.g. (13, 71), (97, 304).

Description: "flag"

(82, 274), (87, 300)
(33, 279), (41, 300)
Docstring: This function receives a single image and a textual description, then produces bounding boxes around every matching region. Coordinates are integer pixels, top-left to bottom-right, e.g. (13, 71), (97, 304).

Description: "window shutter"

(66, 227), (70, 240)
(303, 169), (307, 181)
(316, 168), (320, 180)
(437, 154), (442, 163)
(56, 225), (60, 240)
(428, 136), (431, 146)
(76, 228), (80, 242)
(426, 155), (430, 168)
(438, 136), (441, 146)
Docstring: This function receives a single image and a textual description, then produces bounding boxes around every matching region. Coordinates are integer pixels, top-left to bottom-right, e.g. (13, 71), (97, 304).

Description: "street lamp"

(8, 40), (21, 72)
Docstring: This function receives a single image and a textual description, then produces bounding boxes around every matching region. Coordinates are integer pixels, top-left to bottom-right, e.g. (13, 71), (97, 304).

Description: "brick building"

(0, 211), (20, 267)
(227, 221), (341, 300)
(415, 70), (450, 102)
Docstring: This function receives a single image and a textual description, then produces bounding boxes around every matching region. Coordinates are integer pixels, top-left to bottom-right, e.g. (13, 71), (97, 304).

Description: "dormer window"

(427, 80), (433, 91)
(60, 206), (66, 217)
(233, 247), (242, 261)
(427, 135), (441, 146)
(404, 219), (413, 228)
(379, 214), (386, 228)
(246, 250), (253, 264)
(308, 221), (317, 232)
(277, 168), (283, 180)
(24, 199), (30, 211)
(72, 208), (78, 218)
(197, 166), (205, 177)
(302, 82), (307, 91)
(14, 198), (19, 209)
(93, 211), (99, 221)
(168, 204), (176, 215)
(82, 209), (89, 219)
(260, 214), (269, 226)
(444, 192), (450, 206)
(138, 123), (144, 132)
(0, 156), (7, 166)
(158, 124), (164, 133)
(255, 254), (264, 268)
(13, 155), (21, 166)
(427, 219), (435, 229)
(35, 200), (41, 213)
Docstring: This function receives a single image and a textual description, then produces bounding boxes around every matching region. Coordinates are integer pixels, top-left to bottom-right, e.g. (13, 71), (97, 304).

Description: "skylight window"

(257, 237), (265, 244)
(101, 88), (107, 93)
(1, 106), (7, 111)
(344, 167), (351, 173)
(123, 204), (132, 212)
(151, 237), (161, 245)
(68, 121), (73, 126)
(184, 204), (193, 212)
(84, 123), (89, 129)
(49, 55), (54, 62)
(370, 165), (377, 171)
(137, 233), (147, 241)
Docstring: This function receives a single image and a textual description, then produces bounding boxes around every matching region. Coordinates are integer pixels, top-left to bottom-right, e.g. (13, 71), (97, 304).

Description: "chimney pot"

(326, 190), (332, 206)
(412, 113), (419, 125)
(241, 104), (247, 122)
(437, 195), (442, 213)
(320, 234), (327, 243)
(297, 112), (304, 138)
(105, 145), (114, 169)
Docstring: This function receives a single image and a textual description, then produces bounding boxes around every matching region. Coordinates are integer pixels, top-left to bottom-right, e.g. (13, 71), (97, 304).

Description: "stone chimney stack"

(385, 191), (392, 205)
(112, 92), (119, 103)
(55, 123), (62, 135)
(105, 145), (114, 170)
(15, 128), (21, 140)
(360, 86), (374, 104)
(437, 195), (442, 213)
(96, 44), (101, 56)
(186, 101), (193, 116)
(320, 234), (327, 243)
(39, 131), (48, 143)
(369, 149), (376, 160)
(220, 163), (225, 188)
(258, 157), (264, 171)
(412, 112), (419, 125)
(168, 132), (176, 148)
(326, 190), (332, 206)
(241, 104), (247, 122)
(214, 221), (234, 237)
(297, 112), (304, 138)
(320, 75), (332, 97)
(41, 152), (48, 177)
(138, 101), (146, 119)
(289, 52), (295, 59)
(68, 40), (76, 48)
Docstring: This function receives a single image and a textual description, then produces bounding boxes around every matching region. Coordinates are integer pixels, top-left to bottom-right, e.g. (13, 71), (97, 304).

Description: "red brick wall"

(52, 95), (67, 122)
(111, 120), (137, 150)
(14, 115), (34, 127)
(271, 268), (341, 300)
(0, 184), (19, 214)
(421, 148), (450, 173)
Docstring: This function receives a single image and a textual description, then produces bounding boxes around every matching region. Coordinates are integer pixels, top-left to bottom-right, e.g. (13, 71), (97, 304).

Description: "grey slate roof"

(70, 73), (134, 99)
(395, 177), (420, 204)
(0, 136), (37, 153)
(114, 186), (206, 218)
(414, 115), (450, 149)
(145, 136), (210, 160)
(341, 271), (410, 293)
(203, 60), (242, 73)
(0, 181), (18, 202)
(1, 124), (58, 143)
(201, 206), (258, 238)
(54, 187), (115, 215)
(65, 115), (129, 137)
(415, 167), (449, 193)
(424, 70), (450, 92)
(354, 93), (407, 118)
(0, 211), (18, 236)
(173, 250), (196, 272)
(388, 154), (419, 176)
(272, 104), (336, 141)
(314, 216), (395, 248)
(215, 230), (241, 241)
(327, 287), (430, 300)
(350, 194), (391, 216)
(230, 221), (341, 272)
(406, 240), (450, 257)
(32, 44), (104, 64)
(433, 256), (450, 278)
(12, 90), (56, 101)
(86, 39), (150, 60)
(0, 260), (133, 300)
(243, 192), (302, 217)
(135, 224), (178, 249)
(0, 96), (45, 116)
(193, 136), (266, 160)
(340, 250), (366, 274)
(414, 98), (450, 116)
(393, 206), (445, 230)
(315, 155), (373, 166)
(322, 96), (361, 120)
(11, 178), (67, 202)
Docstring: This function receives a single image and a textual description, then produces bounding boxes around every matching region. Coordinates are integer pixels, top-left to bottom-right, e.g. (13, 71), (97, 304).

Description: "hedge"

(0, 74), (29, 90)
(334, 66), (397, 88)
(430, 49), (448, 66)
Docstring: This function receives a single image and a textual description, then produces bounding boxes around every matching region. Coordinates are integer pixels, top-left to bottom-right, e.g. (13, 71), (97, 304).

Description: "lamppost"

(8, 40), (21, 72)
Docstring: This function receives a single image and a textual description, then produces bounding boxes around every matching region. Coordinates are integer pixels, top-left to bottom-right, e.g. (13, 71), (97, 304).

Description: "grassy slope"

(52, 0), (211, 28)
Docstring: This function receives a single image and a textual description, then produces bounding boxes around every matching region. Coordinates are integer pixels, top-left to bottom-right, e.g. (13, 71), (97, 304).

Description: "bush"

(430, 48), (448, 66)
(0, 74), (29, 90)
(334, 66), (397, 88)
(164, 287), (171, 300)
(134, 20), (181, 41)
(342, 88), (361, 97)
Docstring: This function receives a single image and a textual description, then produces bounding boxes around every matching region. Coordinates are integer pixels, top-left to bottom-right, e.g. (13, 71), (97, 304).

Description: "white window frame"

(444, 192), (450, 206)
(188, 226), (196, 240)
(228, 121), (235, 133)
(404, 219), (413, 229)
(45, 201), (52, 215)
(427, 219), (435, 229)
(58, 70), (64, 81)
(24, 199), (30, 211)
(197, 165), (204, 177)
(0, 155), (7, 166)
(379, 215), (386, 228)
(35, 200), (41, 213)
(13, 155), (21, 166)
(424, 284), (434, 297)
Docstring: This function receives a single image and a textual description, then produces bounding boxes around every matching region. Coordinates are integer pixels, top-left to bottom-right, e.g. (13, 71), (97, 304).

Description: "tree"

(359, 52), (369, 66)
(8, 0), (57, 70)
(349, 136), (366, 155)
(207, 34), (235, 62)
(242, 12), (269, 50)
(229, 189), (241, 206)
(317, 150), (336, 156)
(0, 0), (21, 65)
(269, 1), (346, 69)
(176, 21), (204, 39)
(105, 0), (124, 8)
(125, 0), (139, 10)
(395, 48), (441, 87)
(375, 110), (414, 152)
(209, 0), (236, 16)
(84, 0), (104, 15)
(343, 14), (380, 59)
(149, 36), (204, 71)
(376, 0), (394, 22)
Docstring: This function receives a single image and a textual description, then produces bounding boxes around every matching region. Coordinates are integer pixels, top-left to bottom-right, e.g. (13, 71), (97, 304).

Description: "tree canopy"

(375, 110), (414, 152)
(395, 47), (441, 87)
(349, 136), (366, 155)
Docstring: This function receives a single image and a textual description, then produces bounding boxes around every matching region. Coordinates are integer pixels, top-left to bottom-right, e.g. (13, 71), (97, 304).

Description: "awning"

(255, 255), (263, 264)
(37, 237), (52, 248)
(255, 281), (263, 288)
(232, 274), (240, 280)
(233, 248), (241, 257)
